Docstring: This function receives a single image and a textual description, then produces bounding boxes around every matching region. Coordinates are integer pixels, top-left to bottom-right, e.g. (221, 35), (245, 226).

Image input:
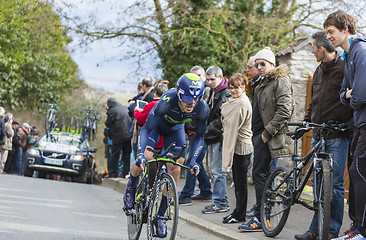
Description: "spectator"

(245, 56), (260, 99)
(131, 78), (154, 162)
(201, 66), (231, 214)
(17, 123), (32, 175)
(4, 120), (19, 174)
(221, 73), (253, 224)
(245, 56), (261, 219)
(294, 30), (353, 240)
(128, 82), (144, 162)
(0, 113), (14, 173)
(238, 47), (294, 231)
(141, 78), (154, 103)
(179, 66), (212, 205)
(324, 10), (366, 239)
(105, 98), (132, 178)
(0, 107), (5, 170)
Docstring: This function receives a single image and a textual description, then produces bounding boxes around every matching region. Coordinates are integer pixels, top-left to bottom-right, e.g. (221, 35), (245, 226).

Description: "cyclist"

(123, 73), (209, 238)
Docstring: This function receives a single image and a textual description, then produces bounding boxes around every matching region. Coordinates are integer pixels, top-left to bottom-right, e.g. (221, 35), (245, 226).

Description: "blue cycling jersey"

(137, 89), (209, 165)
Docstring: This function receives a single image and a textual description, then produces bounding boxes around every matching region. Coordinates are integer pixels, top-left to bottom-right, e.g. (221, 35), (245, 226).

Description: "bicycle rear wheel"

(147, 173), (178, 240)
(316, 156), (332, 240)
(260, 167), (292, 237)
(127, 174), (147, 240)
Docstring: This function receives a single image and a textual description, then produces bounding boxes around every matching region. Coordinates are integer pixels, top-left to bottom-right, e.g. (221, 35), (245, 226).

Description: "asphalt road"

(0, 174), (223, 240)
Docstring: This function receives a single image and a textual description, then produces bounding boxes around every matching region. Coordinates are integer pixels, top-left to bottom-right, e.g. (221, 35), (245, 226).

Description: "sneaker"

(294, 230), (318, 240)
(123, 182), (136, 209)
(332, 229), (366, 240)
(179, 195), (192, 206)
(192, 194), (212, 201)
(155, 219), (167, 238)
(223, 214), (239, 224)
(202, 204), (230, 214)
(238, 217), (262, 232)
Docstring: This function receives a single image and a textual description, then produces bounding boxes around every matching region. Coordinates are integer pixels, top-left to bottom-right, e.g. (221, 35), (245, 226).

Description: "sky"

(52, 0), (161, 93)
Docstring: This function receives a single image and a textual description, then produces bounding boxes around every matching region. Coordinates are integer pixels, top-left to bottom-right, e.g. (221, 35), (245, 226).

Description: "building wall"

(278, 43), (319, 122)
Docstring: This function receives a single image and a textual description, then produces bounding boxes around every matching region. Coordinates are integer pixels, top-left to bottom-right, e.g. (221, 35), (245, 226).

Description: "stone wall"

(278, 43), (319, 122)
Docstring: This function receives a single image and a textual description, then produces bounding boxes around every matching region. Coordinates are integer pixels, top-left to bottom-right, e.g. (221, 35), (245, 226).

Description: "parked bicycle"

(124, 143), (192, 240)
(43, 102), (58, 136)
(80, 107), (96, 141)
(91, 111), (101, 141)
(260, 121), (346, 240)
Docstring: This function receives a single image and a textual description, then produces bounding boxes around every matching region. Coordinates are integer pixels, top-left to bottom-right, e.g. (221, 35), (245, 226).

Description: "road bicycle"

(43, 102), (58, 136)
(124, 143), (192, 240)
(81, 107), (96, 141)
(260, 121), (346, 240)
(91, 111), (101, 141)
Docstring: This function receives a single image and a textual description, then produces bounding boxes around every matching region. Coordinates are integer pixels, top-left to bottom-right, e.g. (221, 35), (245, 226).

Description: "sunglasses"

(254, 61), (266, 68)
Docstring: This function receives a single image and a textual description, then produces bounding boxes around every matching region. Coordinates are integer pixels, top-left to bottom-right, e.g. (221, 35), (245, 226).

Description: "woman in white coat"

(221, 73), (253, 224)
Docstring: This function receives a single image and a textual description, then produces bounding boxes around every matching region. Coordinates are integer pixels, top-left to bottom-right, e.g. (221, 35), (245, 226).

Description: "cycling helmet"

(176, 73), (204, 104)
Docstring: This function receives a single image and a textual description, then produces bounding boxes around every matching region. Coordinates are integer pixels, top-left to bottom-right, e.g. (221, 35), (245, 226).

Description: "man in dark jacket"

(105, 98), (132, 178)
(294, 31), (353, 240)
(201, 66), (231, 214)
(324, 10), (366, 239)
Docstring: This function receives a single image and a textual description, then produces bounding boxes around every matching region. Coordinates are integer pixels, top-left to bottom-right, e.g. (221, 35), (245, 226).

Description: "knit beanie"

(254, 47), (276, 66)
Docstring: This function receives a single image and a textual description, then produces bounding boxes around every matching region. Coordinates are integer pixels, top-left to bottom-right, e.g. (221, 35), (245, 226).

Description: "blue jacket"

(340, 37), (366, 127)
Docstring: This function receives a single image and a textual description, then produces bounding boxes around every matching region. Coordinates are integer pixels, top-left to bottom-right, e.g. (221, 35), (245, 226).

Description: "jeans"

(207, 142), (228, 208)
(15, 148), (23, 175)
(180, 142), (212, 198)
(309, 137), (349, 236)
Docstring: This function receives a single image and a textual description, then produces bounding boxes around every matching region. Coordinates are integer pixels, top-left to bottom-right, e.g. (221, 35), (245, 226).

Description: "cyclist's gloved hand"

(135, 155), (147, 168)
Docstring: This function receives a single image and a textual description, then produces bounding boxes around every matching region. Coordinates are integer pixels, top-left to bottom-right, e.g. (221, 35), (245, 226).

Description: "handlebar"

(288, 121), (347, 131)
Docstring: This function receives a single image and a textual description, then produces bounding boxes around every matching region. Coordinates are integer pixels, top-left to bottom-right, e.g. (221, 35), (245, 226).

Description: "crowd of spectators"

(0, 107), (39, 175)
(101, 9), (365, 240)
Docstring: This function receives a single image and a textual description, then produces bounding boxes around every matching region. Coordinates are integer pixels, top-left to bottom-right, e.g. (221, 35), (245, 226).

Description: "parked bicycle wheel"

(127, 173), (148, 240)
(147, 173), (178, 240)
(315, 154), (332, 240)
(261, 167), (292, 237)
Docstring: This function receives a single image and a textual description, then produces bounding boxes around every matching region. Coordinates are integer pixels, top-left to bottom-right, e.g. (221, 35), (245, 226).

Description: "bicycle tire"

(317, 157), (332, 240)
(261, 167), (292, 237)
(147, 173), (178, 240)
(127, 174), (148, 240)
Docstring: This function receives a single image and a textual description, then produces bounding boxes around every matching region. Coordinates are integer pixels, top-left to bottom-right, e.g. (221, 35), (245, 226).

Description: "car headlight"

(70, 155), (85, 161)
(28, 149), (40, 156)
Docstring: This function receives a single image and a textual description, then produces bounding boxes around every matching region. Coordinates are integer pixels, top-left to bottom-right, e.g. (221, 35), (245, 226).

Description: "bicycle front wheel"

(317, 157), (332, 240)
(127, 174), (147, 240)
(147, 173), (178, 240)
(260, 167), (292, 237)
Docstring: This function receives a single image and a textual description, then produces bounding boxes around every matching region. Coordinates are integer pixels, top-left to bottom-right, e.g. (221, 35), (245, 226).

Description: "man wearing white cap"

(238, 47), (294, 232)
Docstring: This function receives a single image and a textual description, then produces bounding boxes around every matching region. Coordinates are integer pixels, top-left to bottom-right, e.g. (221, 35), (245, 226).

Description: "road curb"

(101, 177), (258, 240)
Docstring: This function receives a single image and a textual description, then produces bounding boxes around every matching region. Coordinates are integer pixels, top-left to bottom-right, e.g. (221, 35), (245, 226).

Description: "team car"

(24, 131), (97, 183)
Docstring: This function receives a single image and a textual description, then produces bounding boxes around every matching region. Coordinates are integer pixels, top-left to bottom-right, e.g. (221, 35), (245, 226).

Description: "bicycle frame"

(286, 135), (327, 209)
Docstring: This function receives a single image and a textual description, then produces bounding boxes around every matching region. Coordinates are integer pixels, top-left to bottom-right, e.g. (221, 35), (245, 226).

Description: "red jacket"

(134, 98), (164, 148)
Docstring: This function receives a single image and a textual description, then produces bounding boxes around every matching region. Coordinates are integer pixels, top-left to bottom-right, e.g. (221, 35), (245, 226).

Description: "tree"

(0, 0), (80, 109)
(60, 0), (365, 85)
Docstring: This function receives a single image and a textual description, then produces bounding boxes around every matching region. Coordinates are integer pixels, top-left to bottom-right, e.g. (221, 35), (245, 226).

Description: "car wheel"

(73, 171), (87, 183)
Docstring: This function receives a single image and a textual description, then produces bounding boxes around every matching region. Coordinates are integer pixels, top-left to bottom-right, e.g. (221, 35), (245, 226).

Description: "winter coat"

(221, 93), (253, 172)
(304, 56), (353, 138)
(253, 64), (294, 158)
(204, 78), (230, 145)
(105, 100), (131, 144)
(2, 121), (14, 151)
